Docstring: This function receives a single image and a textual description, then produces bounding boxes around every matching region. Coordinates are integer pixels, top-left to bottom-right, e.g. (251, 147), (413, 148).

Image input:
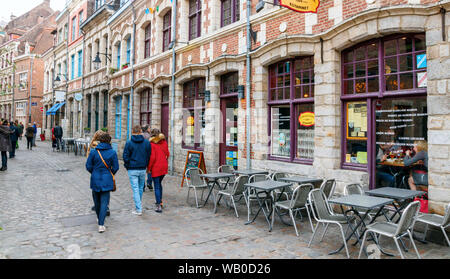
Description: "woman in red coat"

(147, 129), (170, 213)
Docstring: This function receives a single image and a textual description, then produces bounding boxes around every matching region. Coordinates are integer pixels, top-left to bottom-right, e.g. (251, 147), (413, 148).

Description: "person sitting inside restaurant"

(404, 140), (428, 191)
(376, 144), (395, 187)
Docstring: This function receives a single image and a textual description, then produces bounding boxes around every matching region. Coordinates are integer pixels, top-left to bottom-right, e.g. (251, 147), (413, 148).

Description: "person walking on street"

(147, 129), (170, 213)
(141, 125), (153, 192)
(18, 122), (24, 140)
(86, 132), (119, 233)
(25, 124), (34, 150)
(88, 130), (111, 216)
(53, 123), (63, 151)
(9, 122), (19, 159)
(0, 120), (13, 171)
(123, 125), (151, 216)
(32, 122), (37, 147)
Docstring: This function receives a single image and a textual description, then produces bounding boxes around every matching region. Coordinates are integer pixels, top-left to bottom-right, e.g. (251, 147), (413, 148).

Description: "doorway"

(161, 86), (169, 138)
(220, 97), (238, 169)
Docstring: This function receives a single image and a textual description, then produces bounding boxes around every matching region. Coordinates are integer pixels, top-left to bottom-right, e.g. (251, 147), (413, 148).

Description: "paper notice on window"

(354, 112), (362, 130)
(357, 152), (368, 164)
(361, 115), (367, 132)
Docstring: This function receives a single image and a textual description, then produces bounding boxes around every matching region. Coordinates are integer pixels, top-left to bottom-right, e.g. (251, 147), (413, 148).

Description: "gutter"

(169, 0), (177, 175)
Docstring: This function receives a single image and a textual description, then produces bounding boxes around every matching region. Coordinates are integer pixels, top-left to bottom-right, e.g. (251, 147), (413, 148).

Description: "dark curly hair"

(97, 132), (112, 144)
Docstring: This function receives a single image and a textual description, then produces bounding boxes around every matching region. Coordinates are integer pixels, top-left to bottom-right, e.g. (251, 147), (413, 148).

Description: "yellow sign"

(187, 116), (194, 126)
(280, 0), (320, 13)
(299, 112), (315, 127)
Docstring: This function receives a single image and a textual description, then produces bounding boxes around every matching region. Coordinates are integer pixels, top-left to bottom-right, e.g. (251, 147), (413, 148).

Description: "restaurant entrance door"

(220, 97), (238, 169)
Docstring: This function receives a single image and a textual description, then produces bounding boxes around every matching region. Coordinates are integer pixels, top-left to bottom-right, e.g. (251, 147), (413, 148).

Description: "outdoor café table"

(233, 169), (269, 176)
(244, 180), (293, 231)
(279, 176), (323, 186)
(199, 173), (235, 208)
(365, 187), (425, 223)
(328, 194), (395, 257)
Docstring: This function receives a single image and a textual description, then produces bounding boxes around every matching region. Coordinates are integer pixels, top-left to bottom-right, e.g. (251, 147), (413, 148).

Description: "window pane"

(184, 110), (195, 147)
(367, 60), (379, 76)
(346, 101), (367, 165)
(367, 43), (378, 59)
(368, 77), (379, 92)
(355, 46), (365, 61)
(355, 62), (366, 77)
(297, 103), (314, 159)
(295, 86), (302, 99)
(355, 79), (366, 94)
(344, 80), (354, 94)
(385, 75), (398, 91)
(271, 106), (291, 158)
(385, 57), (397, 74)
(343, 51), (353, 63)
(302, 85), (311, 98)
(344, 64), (354, 78)
(302, 71), (310, 84)
(399, 55), (413, 72)
(398, 37), (413, 53)
(399, 73), (414, 90)
(384, 39), (397, 56)
(415, 35), (426, 51)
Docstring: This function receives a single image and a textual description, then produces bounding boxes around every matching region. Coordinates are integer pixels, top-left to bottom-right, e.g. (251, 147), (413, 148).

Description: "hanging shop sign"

(299, 111), (315, 127)
(280, 0), (320, 13)
(74, 93), (83, 102)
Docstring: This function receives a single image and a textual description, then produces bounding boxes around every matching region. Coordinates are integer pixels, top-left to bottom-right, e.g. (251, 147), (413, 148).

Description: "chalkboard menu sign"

(181, 151), (207, 187)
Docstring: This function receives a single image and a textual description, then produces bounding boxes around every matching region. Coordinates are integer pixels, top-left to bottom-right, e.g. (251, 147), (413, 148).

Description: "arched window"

(268, 57), (315, 163)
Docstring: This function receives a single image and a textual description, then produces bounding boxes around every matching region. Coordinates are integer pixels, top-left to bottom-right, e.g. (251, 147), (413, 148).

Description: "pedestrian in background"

(141, 125), (153, 192)
(18, 121), (24, 141)
(147, 129), (170, 213)
(86, 132), (119, 233)
(53, 123), (63, 151)
(25, 123), (34, 150)
(9, 122), (19, 159)
(0, 120), (13, 171)
(32, 122), (37, 147)
(123, 125), (151, 216)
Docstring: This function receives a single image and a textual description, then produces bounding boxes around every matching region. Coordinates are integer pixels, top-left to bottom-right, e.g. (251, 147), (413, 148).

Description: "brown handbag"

(97, 150), (116, 192)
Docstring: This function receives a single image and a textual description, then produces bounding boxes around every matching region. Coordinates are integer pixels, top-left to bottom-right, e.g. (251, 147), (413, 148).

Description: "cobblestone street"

(0, 140), (449, 259)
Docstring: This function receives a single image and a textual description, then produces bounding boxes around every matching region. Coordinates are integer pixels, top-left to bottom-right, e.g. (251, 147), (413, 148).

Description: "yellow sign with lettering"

(299, 112), (315, 127)
(280, 0), (320, 13)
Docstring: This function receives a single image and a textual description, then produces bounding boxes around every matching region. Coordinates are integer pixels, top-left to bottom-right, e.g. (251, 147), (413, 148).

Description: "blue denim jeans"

(147, 173), (152, 188)
(153, 175), (165, 205)
(92, 191), (110, 226)
(128, 169), (147, 212)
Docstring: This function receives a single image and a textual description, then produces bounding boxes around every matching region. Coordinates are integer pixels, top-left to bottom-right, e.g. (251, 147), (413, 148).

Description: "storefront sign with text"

(280, 0), (320, 13)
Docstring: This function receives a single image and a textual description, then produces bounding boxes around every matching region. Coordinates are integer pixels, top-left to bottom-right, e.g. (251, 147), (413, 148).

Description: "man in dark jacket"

(53, 123), (63, 151)
(9, 122), (20, 158)
(0, 120), (13, 171)
(123, 125), (151, 215)
(32, 122), (37, 147)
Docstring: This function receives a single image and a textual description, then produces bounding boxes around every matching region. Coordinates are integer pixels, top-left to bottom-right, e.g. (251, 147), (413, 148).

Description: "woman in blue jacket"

(86, 132), (119, 233)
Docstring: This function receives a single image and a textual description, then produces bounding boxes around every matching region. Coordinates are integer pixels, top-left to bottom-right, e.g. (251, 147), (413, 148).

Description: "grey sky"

(0, 0), (67, 23)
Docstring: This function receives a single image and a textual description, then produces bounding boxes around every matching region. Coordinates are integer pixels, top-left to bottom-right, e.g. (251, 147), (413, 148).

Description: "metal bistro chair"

(217, 165), (236, 189)
(214, 175), (249, 218)
(308, 188), (354, 259)
(185, 168), (209, 208)
(320, 179), (336, 200)
(245, 174), (271, 222)
(413, 202), (450, 247)
(359, 201), (421, 259)
(270, 172), (292, 201)
(271, 183), (314, 236)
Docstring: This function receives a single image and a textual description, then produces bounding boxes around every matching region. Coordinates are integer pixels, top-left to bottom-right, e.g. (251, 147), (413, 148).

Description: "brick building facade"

(43, 0), (450, 214)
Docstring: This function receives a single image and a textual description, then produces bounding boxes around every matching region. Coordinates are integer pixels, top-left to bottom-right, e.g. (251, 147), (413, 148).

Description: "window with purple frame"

(189, 0), (201, 40)
(221, 0), (240, 27)
(268, 57), (315, 163)
(162, 11), (171, 52)
(341, 33), (427, 170)
(140, 88), (152, 126)
(183, 78), (206, 150)
(221, 72), (239, 95)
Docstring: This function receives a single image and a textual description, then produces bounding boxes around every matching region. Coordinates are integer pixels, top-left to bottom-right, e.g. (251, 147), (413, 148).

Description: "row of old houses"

(36, 0), (450, 214)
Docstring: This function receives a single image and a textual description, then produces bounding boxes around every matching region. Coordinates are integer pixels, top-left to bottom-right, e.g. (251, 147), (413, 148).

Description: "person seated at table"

(404, 140), (428, 191)
(376, 144), (395, 187)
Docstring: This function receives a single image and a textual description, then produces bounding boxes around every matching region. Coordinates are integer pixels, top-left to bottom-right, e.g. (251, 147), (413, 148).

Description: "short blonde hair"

(415, 140), (428, 152)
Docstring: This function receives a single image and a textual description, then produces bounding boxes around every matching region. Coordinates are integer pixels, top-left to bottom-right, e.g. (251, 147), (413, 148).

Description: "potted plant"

(122, 63), (129, 70)
(101, 127), (108, 132)
(109, 67), (118, 75)
(84, 127), (91, 136)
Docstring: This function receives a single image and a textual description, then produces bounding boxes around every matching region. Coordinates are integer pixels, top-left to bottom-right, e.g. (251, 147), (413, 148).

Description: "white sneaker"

(132, 210), (142, 216)
(98, 226), (106, 233)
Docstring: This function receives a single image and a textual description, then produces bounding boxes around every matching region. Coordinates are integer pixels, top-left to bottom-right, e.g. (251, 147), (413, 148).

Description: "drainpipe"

(129, 1), (136, 140)
(81, 29), (86, 137)
(246, 0), (252, 169)
(169, 0), (177, 175)
(28, 55), (34, 124)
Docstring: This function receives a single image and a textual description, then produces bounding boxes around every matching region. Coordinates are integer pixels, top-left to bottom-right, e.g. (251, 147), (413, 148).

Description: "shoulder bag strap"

(97, 150), (116, 191)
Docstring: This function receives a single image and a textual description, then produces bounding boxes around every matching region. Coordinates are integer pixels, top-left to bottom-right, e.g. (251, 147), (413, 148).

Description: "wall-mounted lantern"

(237, 85), (245, 99)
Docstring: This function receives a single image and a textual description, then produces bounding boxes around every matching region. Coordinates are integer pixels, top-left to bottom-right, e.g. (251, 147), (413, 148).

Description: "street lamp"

(93, 52), (111, 70)
(54, 74), (68, 83)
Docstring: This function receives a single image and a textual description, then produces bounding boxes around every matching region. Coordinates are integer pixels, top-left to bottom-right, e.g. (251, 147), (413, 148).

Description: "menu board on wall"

(347, 102), (368, 139)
